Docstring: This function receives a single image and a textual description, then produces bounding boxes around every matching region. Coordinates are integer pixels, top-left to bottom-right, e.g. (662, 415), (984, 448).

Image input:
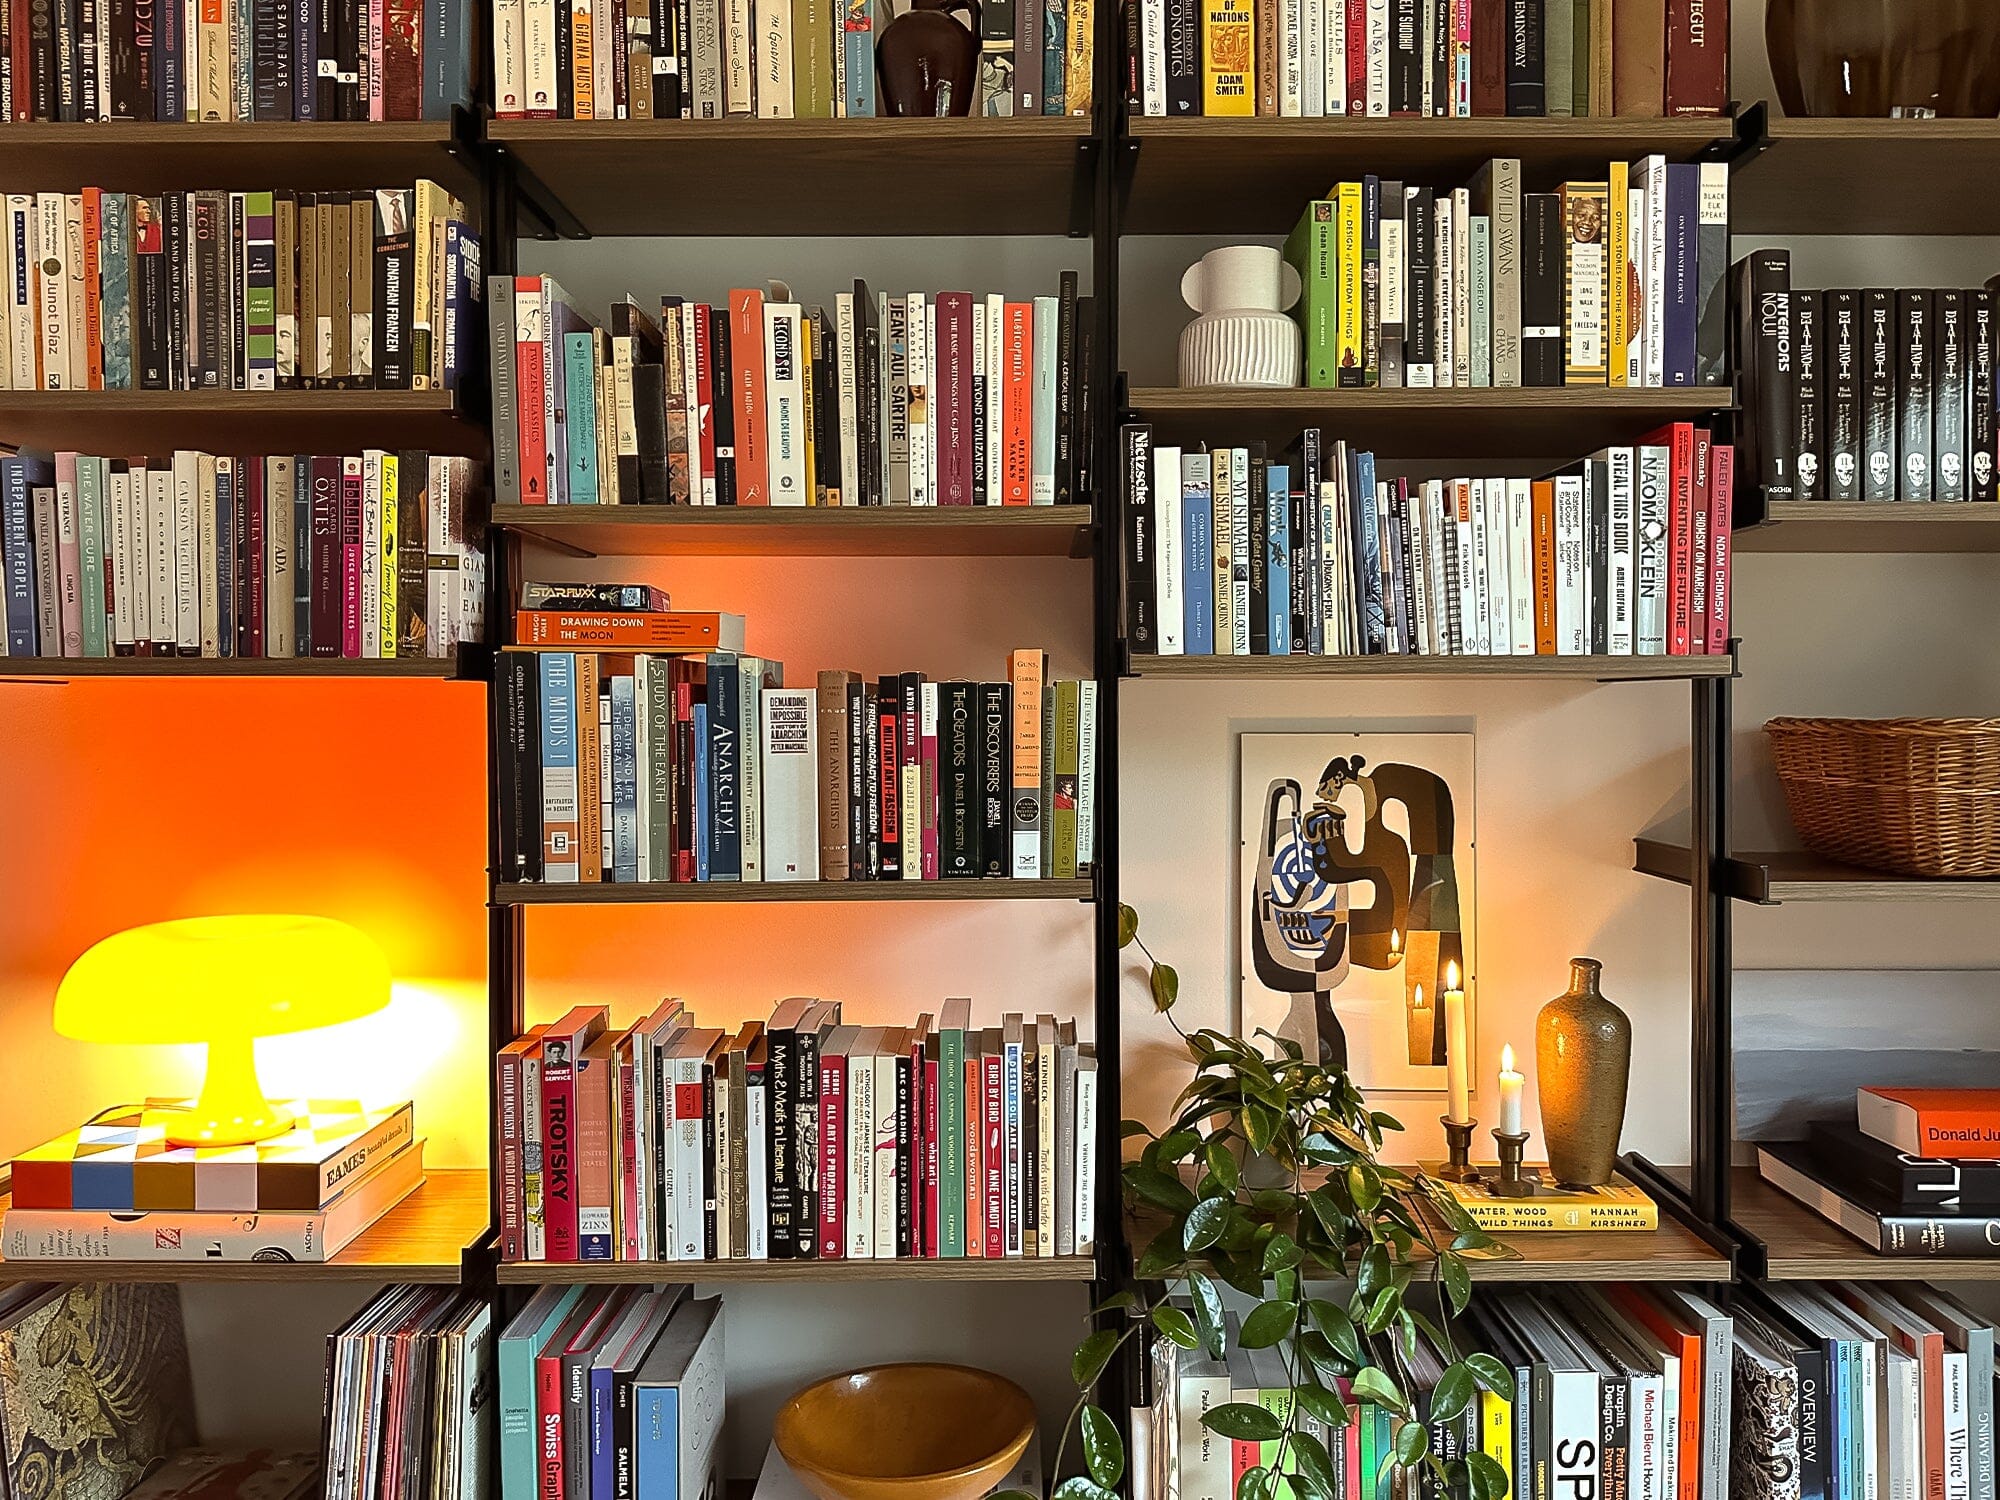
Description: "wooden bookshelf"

(1734, 501), (2000, 554)
(1731, 119), (2000, 236)
(497, 878), (1095, 905)
(0, 654), (475, 681)
(485, 118), (1089, 237)
(1121, 117), (1732, 233)
(0, 389), (485, 455)
(1131, 654), (1734, 681)
(0, 120), (479, 195)
(493, 503), (1095, 558)
(1634, 837), (2000, 904)
(498, 1254), (1096, 1285)
(0, 1169), (490, 1285)
(1733, 1168), (2000, 1281)
(1125, 386), (1730, 455)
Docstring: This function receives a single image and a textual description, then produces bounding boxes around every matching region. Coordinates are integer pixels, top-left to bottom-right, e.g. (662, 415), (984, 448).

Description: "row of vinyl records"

(0, 451), (487, 659)
(1144, 1282), (2000, 1500)
(326, 1287), (499, 1500)
(1123, 0), (1729, 119)
(1120, 424), (1732, 658)
(1279, 157), (1728, 390)
(0, 0), (474, 122)
(494, 0), (1093, 119)
(495, 999), (1099, 1262)
(0, 184), (478, 392)
(1736, 252), (2000, 506)
(491, 276), (1095, 510)
(496, 642), (1096, 883)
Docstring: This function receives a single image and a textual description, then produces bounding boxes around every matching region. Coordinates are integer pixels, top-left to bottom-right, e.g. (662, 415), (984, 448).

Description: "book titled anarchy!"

(1418, 1164), (1659, 1230)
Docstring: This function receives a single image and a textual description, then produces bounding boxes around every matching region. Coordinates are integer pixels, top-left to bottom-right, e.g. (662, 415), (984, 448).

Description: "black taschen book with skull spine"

(1730, 248), (1793, 506)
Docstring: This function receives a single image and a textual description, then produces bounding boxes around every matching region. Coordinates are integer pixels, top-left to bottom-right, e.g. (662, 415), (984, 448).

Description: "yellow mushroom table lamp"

(54, 915), (392, 1147)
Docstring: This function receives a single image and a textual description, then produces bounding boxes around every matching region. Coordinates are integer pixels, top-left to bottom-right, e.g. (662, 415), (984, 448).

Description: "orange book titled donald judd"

(512, 610), (748, 651)
(1859, 1087), (2000, 1160)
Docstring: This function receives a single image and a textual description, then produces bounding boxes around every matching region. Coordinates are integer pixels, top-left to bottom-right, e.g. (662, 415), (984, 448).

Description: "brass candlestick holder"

(1490, 1129), (1537, 1198)
(1437, 1116), (1482, 1183)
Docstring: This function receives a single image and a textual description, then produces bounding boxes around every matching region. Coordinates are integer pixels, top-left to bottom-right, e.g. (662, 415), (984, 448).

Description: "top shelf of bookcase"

(0, 121), (482, 197)
(486, 118), (1091, 239)
(1119, 117), (1735, 234)
(1731, 118), (2000, 236)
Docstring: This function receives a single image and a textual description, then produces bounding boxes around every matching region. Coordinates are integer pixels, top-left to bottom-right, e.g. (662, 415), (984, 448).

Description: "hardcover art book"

(1418, 1165), (1661, 1231)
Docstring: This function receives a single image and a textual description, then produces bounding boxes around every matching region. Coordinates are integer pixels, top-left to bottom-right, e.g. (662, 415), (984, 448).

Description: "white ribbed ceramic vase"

(1177, 245), (1302, 389)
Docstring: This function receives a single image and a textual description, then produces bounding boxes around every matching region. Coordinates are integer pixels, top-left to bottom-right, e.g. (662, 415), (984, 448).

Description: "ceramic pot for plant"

(876, 0), (981, 117)
(775, 1364), (1036, 1500)
(1766, 0), (2000, 117)
(1177, 245), (1302, 389)
(1534, 957), (1631, 1189)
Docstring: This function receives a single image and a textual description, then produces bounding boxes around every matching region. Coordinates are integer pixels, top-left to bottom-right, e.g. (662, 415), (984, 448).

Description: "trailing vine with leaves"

(1009, 904), (1518, 1500)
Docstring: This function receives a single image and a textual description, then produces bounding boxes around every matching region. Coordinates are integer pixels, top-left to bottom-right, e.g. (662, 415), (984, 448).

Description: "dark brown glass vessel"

(1767, 0), (2000, 116)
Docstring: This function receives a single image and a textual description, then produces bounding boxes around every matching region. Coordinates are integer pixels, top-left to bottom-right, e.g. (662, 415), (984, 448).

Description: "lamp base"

(161, 1106), (299, 1148)
(161, 1033), (298, 1147)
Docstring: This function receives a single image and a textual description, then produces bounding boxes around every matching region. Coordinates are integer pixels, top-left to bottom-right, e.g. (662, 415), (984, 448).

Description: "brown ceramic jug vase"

(1535, 957), (1631, 1188)
(1767, 0), (2000, 116)
(876, 0), (981, 116)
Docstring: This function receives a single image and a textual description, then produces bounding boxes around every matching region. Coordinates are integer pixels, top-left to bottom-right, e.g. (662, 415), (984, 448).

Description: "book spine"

(1793, 290), (1823, 502)
(1975, 292), (1997, 505)
(1663, 0), (1723, 115)
(1901, 289), (1935, 502)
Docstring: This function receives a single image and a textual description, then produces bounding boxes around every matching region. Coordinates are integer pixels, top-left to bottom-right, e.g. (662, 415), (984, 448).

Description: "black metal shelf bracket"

(1708, 100), (1772, 170)
(491, 141), (591, 243)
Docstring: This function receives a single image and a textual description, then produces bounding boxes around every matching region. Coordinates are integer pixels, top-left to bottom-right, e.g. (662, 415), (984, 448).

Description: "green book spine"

(1573, 0), (1591, 115)
(1545, 0), (1574, 116)
(78, 457), (106, 657)
(1284, 201), (1339, 389)
(795, 0), (836, 117)
(939, 1026), (965, 1255)
(1051, 679), (1079, 879)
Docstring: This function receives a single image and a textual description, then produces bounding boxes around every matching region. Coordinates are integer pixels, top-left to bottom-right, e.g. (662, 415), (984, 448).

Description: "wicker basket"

(1764, 717), (2000, 877)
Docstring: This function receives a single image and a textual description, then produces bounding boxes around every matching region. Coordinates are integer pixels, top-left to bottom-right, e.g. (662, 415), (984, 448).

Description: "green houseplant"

(1025, 905), (1516, 1500)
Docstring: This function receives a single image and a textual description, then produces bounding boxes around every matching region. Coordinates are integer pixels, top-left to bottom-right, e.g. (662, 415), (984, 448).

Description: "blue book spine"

(213, 460), (234, 657)
(541, 653), (579, 880)
(100, 195), (132, 390)
(1182, 465), (1214, 655)
(634, 1387), (679, 1500)
(612, 672), (639, 883)
(841, 0), (874, 115)
(1837, 1339), (1859, 1500)
(422, 0), (469, 116)
(1664, 163), (1700, 388)
(1265, 465), (1290, 656)
(293, 0), (315, 118)
(1353, 450), (1385, 654)
(591, 1363), (618, 1500)
(76, 458), (106, 657)
(2, 458), (39, 655)
(292, 458), (313, 651)
(1041, 0), (1064, 113)
(693, 702), (710, 882)
(565, 329), (599, 505)
(706, 653), (740, 880)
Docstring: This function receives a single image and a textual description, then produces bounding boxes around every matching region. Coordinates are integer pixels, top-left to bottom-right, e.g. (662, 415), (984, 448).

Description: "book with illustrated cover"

(1419, 1165), (1660, 1230)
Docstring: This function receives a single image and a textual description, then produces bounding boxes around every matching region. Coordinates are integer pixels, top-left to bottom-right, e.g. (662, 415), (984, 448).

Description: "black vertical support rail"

(1688, 664), (1734, 1230)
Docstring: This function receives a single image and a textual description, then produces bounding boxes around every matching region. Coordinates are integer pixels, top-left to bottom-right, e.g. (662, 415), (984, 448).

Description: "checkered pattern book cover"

(8, 1099), (413, 1212)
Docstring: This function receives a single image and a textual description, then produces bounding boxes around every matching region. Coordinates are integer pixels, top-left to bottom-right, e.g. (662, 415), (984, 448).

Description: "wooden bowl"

(775, 1364), (1037, 1500)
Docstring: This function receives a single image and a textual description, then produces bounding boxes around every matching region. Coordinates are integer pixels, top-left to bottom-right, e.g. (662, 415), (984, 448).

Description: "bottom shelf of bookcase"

(0, 1169), (491, 1284)
(1732, 1168), (2000, 1281)
(495, 1253), (1097, 1285)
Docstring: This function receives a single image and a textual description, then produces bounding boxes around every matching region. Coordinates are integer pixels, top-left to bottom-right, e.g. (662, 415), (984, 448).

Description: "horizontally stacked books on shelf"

(495, 998), (1097, 1263)
(1124, 0), (1728, 117)
(497, 1287), (721, 1500)
(489, 276), (1093, 509)
(1736, 248), (2000, 506)
(1757, 1086), (2000, 1256)
(324, 1286), (493, 1500)
(0, 450), (486, 661)
(1418, 1168), (1659, 1230)
(497, 628), (1095, 883)
(1280, 157), (1729, 390)
(1, 1100), (423, 1262)
(1121, 423), (1731, 659)
(3, 0), (474, 120)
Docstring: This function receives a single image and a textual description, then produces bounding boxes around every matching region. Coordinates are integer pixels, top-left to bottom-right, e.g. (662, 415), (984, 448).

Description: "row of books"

(325, 1287), (493, 1500)
(490, 276), (1094, 510)
(1737, 251), (2000, 506)
(2, 1101), (425, 1262)
(1281, 157), (1728, 390)
(0, 184), (479, 393)
(494, 0), (1093, 119)
(1758, 1085), (2000, 1257)
(495, 999), (1098, 1263)
(1123, 0), (1729, 118)
(0, 0), (474, 119)
(497, 635), (1095, 884)
(0, 450), (488, 660)
(496, 1286), (722, 1500)
(1121, 423), (1732, 658)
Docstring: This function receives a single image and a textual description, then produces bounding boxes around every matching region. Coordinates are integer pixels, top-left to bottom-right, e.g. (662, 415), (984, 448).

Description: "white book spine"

(62, 198), (83, 389)
(1323, 0), (1344, 113)
(35, 194), (66, 389)
(1946, 1354), (1970, 1500)
(764, 302), (808, 505)
(1434, 199), (1455, 388)
(4, 198), (34, 389)
(1635, 444), (1669, 653)
(746, 1083), (768, 1257)
(984, 293), (1005, 501)
(1315, 480), (1337, 653)
(712, 1055), (732, 1260)
(1141, 0), (1167, 112)
(522, 1048), (547, 1259)
(760, 686), (818, 879)
(1626, 186), (1646, 386)
(1036, 1040), (1057, 1256)
(1888, 1353), (1918, 1500)
(1641, 157), (1668, 389)
(685, 309), (714, 505)
(632, 1032), (654, 1259)
(1480, 477), (1509, 654)
(1468, 477), (1491, 655)
(724, 0), (754, 113)
(493, 0), (525, 112)
(1177, 1366), (1233, 1500)
(523, 0), (557, 114)
(1299, 0), (1321, 114)
(754, 0), (793, 115)
(594, 0), (619, 115)
(1002, 1036), (1023, 1255)
(634, 663), (653, 882)
(737, 658), (763, 881)
(676, 1054), (706, 1259)
(908, 292), (931, 506)
(1426, 482), (1451, 653)
(1632, 1373), (1665, 1500)
(360, 453), (383, 658)
(1031, 294), (1058, 505)
(1364, 0), (1388, 114)
(1858, 1339), (1881, 1500)
(1506, 477), (1534, 653)
(1607, 447), (1636, 653)
(835, 292), (860, 508)
(845, 1053), (874, 1259)
(1152, 443), (1184, 654)
(149, 469), (174, 647)
(107, 467), (131, 647)
(871, 1050), (898, 1257)
(1229, 449), (1251, 653)
(1656, 1352), (1682, 1500)
(172, 452), (199, 651)
(1551, 1371), (1602, 1500)
(1452, 186), (1471, 386)
(1076, 680), (1097, 872)
(1072, 1058), (1096, 1252)
(1554, 473), (1585, 654)
(1280, 0), (1303, 114)
(1454, 481), (1476, 651)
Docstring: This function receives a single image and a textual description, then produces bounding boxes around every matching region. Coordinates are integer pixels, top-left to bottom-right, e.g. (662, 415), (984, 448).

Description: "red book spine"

(729, 289), (769, 505)
(672, 673), (696, 882)
(541, 1051), (581, 1261)
(497, 1048), (525, 1261)
(982, 1050), (1005, 1258)
(82, 189), (103, 389)
(907, 1030), (926, 1255)
(516, 278), (549, 503)
(964, 1053), (983, 1257)
(818, 1051), (846, 1259)
(1688, 427), (1711, 654)
(618, 1049), (641, 1260)
(309, 456), (341, 656)
(1664, 0), (1727, 116)
(1661, 422), (1695, 655)
(876, 696), (900, 877)
(938, 293), (972, 506)
(340, 456), (363, 657)
(240, 459), (265, 656)
(1706, 444), (1733, 654)
(1000, 302), (1033, 505)
(535, 1350), (568, 1500)
(921, 710), (939, 879)
(8, 0), (30, 120)
(693, 305), (717, 503)
(923, 1052), (941, 1257)
(1345, 0), (1366, 113)
(382, 0), (421, 118)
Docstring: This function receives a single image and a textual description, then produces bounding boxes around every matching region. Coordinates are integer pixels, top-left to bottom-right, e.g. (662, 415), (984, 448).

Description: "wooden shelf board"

(1734, 501), (2000, 554)
(493, 503), (1094, 558)
(1125, 386), (1730, 455)
(0, 1169), (489, 1284)
(1732, 119), (2000, 236)
(0, 121), (477, 195)
(1131, 654), (1733, 680)
(1121, 117), (1730, 234)
(498, 1254), (1095, 1284)
(498, 878), (1095, 905)
(486, 118), (1088, 237)
(1734, 1167), (2000, 1281)
(0, 389), (485, 455)
(1633, 838), (2000, 904)
(0, 654), (472, 681)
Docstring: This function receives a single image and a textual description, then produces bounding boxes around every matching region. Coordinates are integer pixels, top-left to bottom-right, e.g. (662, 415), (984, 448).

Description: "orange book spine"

(575, 651), (604, 882)
(1001, 302), (1033, 505)
(82, 189), (103, 391)
(575, 1033), (618, 1259)
(730, 289), (770, 505)
(515, 610), (728, 649)
(1531, 479), (1557, 654)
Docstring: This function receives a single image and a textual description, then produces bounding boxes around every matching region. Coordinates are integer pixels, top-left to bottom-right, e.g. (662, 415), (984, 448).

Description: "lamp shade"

(55, 915), (391, 1044)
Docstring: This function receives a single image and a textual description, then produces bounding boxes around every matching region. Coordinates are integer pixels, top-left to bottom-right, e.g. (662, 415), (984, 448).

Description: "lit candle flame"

(1391, 929), (1401, 952)
(1501, 1042), (1516, 1073)
(1414, 983), (1427, 1009)
(1445, 959), (1460, 989)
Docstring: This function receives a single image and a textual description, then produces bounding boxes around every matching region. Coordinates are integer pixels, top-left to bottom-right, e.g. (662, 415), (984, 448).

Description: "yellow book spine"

(1066, 0), (1094, 113)
(1607, 161), (1630, 387)
(379, 452), (399, 658)
(1337, 181), (1364, 386)
(1481, 1389), (1512, 1489)
(801, 312), (820, 506)
(1202, 0), (1255, 115)
(1561, 181), (1609, 385)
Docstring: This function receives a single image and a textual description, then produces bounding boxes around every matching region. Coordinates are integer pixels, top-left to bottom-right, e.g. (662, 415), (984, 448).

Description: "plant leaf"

(1206, 1140), (1241, 1191)
(1152, 1305), (1200, 1350)
(1118, 903), (1139, 948)
(1346, 1162), (1382, 1212)
(1291, 1427), (1340, 1500)
(1294, 1382), (1351, 1429)
(1155, 1127), (1201, 1164)
(1090, 1291), (1137, 1315)
(1081, 1404), (1125, 1487)
(1262, 1232), (1304, 1273)
(1072, 1330), (1120, 1391)
(1393, 1418), (1429, 1467)
(1355, 1243), (1391, 1300)
(1121, 1120), (1154, 1139)
(1243, 1101), (1280, 1155)
(1151, 962), (1180, 1012)
(1125, 1166), (1197, 1216)
(1430, 1364), (1476, 1426)
(1440, 1251), (1473, 1316)
(1307, 1299), (1364, 1366)
(1466, 1353), (1514, 1395)
(1363, 1285), (1400, 1335)
(1349, 1366), (1408, 1415)
(1184, 1196), (1231, 1253)
(1235, 1467), (1273, 1500)
(1467, 1452), (1510, 1500)
(1238, 1299), (1297, 1349)
(1053, 1479), (1119, 1500)
(1202, 1403), (1285, 1442)
(1186, 1271), (1226, 1357)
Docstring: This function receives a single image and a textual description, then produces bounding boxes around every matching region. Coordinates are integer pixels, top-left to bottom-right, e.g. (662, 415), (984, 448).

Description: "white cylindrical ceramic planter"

(1177, 245), (1303, 389)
